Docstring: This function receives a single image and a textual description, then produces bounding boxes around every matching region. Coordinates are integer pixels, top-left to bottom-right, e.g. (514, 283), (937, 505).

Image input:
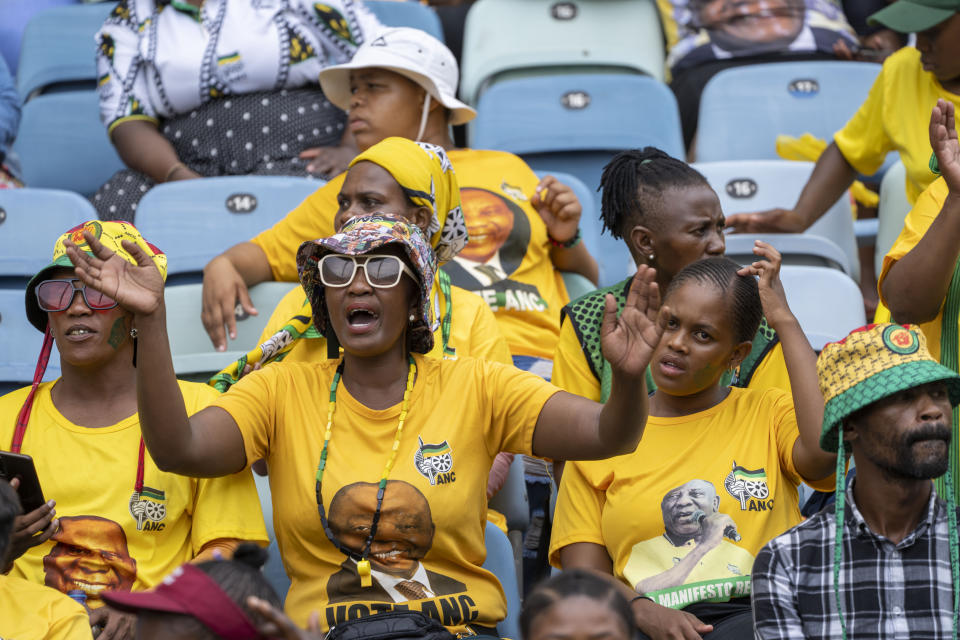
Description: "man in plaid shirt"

(752, 322), (960, 639)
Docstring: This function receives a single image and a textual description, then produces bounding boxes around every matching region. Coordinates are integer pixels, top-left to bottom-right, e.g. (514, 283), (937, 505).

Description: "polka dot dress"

(91, 88), (345, 221)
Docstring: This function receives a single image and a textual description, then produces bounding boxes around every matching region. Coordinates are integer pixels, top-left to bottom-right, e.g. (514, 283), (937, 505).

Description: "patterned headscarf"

(349, 137), (467, 264)
(297, 215), (436, 354)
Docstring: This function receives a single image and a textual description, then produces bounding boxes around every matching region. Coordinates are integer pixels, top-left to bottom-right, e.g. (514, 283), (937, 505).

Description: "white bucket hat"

(318, 27), (477, 132)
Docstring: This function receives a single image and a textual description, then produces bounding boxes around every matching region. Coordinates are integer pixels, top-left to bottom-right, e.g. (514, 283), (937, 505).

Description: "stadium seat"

(779, 265), (866, 350)
(474, 74), (681, 286)
(562, 272), (595, 301)
(253, 472), (291, 603)
(366, 0), (444, 42)
(875, 161), (910, 276)
(696, 61), (881, 162)
(16, 3), (115, 100)
(12, 90), (125, 196)
(694, 160), (860, 281)
(135, 176), (322, 280)
(164, 281), (299, 377)
(482, 521), (522, 640)
(0, 0), (77, 78)
(488, 455), (530, 534)
(0, 189), (97, 282)
(0, 287), (61, 389)
(460, 0), (665, 104)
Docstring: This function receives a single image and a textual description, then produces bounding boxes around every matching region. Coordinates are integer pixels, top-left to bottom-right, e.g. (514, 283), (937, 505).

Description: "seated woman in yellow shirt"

(553, 147), (792, 404)
(200, 27), (597, 373)
(209, 136), (511, 392)
(63, 215), (661, 635)
(0, 222), (267, 639)
(725, 0), (960, 233)
(551, 249), (837, 640)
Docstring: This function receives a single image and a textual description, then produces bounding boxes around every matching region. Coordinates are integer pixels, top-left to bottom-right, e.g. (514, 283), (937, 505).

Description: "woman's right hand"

(64, 231), (165, 316)
(201, 256), (258, 351)
(931, 98), (960, 196)
(632, 598), (714, 640)
(724, 208), (807, 234)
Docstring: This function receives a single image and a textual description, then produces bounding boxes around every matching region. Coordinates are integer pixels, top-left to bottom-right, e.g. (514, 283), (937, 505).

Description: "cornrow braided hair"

(667, 257), (763, 344)
(519, 569), (633, 640)
(599, 147), (711, 239)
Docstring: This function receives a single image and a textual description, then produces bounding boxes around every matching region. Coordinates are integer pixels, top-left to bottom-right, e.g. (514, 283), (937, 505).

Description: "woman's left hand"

(531, 175), (581, 245)
(301, 144), (357, 177)
(737, 241), (792, 330)
(600, 265), (667, 381)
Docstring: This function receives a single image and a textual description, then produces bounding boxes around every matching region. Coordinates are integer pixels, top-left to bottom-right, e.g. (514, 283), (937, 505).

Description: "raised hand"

(600, 265), (667, 379)
(930, 99), (960, 195)
(737, 241), (792, 330)
(530, 175), (582, 244)
(64, 230), (165, 317)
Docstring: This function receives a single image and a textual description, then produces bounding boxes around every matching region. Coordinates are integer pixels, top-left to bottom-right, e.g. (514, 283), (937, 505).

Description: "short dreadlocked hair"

(599, 147), (712, 240)
(666, 257), (763, 344)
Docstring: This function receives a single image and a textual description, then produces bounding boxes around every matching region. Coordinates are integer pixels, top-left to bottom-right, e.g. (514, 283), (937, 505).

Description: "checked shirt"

(752, 484), (957, 639)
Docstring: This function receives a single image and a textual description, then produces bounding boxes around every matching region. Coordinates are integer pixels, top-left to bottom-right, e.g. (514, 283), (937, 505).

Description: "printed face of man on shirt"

(328, 480), (435, 579)
(43, 515), (137, 599)
(458, 188), (516, 264)
(695, 0), (805, 49)
(661, 479), (720, 545)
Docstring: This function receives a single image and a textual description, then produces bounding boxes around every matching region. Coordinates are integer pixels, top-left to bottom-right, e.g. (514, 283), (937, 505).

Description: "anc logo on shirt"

(882, 325), (920, 355)
(129, 487), (167, 532)
(414, 436), (455, 486)
(724, 462), (773, 511)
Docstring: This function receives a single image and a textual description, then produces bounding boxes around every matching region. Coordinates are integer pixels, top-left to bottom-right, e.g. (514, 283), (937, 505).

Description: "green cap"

(868, 0), (958, 33)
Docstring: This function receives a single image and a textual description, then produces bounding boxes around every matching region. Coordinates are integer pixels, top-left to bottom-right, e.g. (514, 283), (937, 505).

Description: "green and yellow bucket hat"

(817, 323), (960, 452)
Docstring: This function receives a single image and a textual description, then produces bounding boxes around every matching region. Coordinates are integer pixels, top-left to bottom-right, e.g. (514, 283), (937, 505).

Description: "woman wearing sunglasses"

(63, 214), (662, 637)
(0, 221), (268, 640)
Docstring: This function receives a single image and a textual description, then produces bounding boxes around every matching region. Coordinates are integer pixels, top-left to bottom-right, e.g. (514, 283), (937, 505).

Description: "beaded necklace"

(315, 355), (417, 588)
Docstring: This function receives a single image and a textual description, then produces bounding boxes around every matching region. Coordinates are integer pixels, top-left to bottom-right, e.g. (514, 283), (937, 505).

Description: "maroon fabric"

(102, 564), (259, 639)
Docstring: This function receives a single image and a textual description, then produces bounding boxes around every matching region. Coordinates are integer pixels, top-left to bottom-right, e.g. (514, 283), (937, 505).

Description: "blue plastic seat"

(460, 0), (665, 104)
(164, 281), (300, 376)
(134, 176), (323, 279)
(875, 160), (910, 276)
(778, 265), (865, 350)
(488, 455), (530, 534)
(696, 61), (881, 162)
(482, 521), (522, 640)
(16, 3), (116, 100)
(0, 0), (77, 79)
(0, 287), (61, 388)
(253, 472), (291, 603)
(0, 189), (97, 281)
(12, 90), (125, 196)
(694, 160), (861, 281)
(473, 74), (681, 286)
(365, 1), (444, 42)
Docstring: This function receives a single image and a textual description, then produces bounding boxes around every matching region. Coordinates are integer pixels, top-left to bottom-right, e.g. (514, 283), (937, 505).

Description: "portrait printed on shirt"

(43, 515), (138, 604)
(325, 480), (467, 605)
(441, 186), (549, 315)
(623, 478), (754, 609)
(667, 0), (856, 71)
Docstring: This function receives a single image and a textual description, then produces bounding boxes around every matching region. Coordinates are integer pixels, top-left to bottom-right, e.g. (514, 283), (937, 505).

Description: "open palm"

(600, 265), (667, 379)
(931, 99), (960, 194)
(64, 230), (165, 316)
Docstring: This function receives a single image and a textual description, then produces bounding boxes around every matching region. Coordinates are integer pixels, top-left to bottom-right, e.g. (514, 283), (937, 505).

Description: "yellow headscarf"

(349, 137), (467, 263)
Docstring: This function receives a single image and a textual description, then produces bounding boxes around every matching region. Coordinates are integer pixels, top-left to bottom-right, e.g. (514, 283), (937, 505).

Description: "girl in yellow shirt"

(552, 248), (837, 640)
(62, 214), (664, 635)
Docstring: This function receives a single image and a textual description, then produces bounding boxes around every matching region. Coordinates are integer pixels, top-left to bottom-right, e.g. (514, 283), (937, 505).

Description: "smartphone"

(0, 451), (46, 513)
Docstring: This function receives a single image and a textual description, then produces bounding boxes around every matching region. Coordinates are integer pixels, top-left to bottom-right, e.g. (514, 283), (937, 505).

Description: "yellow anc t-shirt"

(834, 47), (960, 205)
(209, 355), (559, 632)
(551, 318), (792, 401)
(251, 148), (570, 360)
(0, 575), (92, 640)
(256, 281), (513, 366)
(0, 381), (268, 607)
(878, 177), (952, 360)
(549, 387), (834, 609)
